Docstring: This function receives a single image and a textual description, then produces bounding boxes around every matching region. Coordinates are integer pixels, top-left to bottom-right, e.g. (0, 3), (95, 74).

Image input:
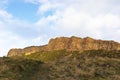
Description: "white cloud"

(0, 0), (8, 9)
(32, 0), (120, 40)
(0, 9), (13, 21)
(0, 28), (47, 56)
(1, 0), (120, 56)
(0, 9), (47, 56)
(0, 31), (25, 56)
(24, 0), (120, 41)
(25, 0), (48, 4)
(37, 2), (54, 15)
(0, 32), (48, 56)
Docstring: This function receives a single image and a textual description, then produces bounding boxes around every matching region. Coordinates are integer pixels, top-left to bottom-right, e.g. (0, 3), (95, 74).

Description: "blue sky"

(0, 0), (120, 56)
(6, 0), (39, 22)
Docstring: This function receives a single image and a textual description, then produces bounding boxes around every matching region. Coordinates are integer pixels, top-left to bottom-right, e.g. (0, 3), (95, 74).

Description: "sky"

(0, 0), (120, 56)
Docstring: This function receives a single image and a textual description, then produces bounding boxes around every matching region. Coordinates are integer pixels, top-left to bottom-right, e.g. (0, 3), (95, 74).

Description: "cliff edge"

(7, 36), (120, 57)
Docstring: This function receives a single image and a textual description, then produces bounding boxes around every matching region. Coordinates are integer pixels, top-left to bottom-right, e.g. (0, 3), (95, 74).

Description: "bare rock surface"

(7, 36), (120, 57)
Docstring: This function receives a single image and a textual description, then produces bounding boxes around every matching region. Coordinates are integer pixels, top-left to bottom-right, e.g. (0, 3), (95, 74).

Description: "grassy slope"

(0, 57), (44, 80)
(0, 50), (120, 80)
(48, 50), (120, 80)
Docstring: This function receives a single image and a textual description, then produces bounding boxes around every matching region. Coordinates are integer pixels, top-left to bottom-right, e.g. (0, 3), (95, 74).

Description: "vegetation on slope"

(24, 49), (66, 62)
(0, 50), (120, 80)
(0, 57), (43, 80)
(48, 50), (120, 80)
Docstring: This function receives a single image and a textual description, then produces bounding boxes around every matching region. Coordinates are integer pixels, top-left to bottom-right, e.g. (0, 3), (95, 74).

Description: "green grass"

(24, 49), (66, 62)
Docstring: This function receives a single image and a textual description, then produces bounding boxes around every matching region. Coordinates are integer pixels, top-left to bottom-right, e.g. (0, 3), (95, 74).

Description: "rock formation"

(7, 36), (120, 57)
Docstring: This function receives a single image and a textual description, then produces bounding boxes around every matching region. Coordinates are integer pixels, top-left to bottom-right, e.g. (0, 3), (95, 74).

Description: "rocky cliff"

(7, 46), (47, 57)
(7, 36), (120, 57)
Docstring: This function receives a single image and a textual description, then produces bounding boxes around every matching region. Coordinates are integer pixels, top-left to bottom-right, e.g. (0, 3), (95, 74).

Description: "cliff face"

(47, 36), (120, 51)
(7, 36), (120, 57)
(8, 49), (24, 57)
(7, 46), (47, 57)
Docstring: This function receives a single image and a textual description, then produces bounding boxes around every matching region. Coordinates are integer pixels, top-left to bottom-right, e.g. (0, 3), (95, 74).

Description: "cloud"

(56, 8), (120, 37)
(30, 0), (120, 40)
(0, 9), (13, 21)
(0, 0), (8, 9)
(0, 0), (120, 56)
(37, 2), (57, 15)
(0, 9), (48, 56)
(0, 31), (47, 56)
(24, 0), (49, 4)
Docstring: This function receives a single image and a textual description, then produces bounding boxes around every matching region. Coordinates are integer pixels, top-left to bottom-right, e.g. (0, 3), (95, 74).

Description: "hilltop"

(0, 36), (120, 80)
(7, 36), (120, 57)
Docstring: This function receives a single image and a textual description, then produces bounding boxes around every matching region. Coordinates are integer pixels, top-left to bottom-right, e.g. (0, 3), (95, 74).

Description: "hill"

(1, 50), (120, 80)
(0, 36), (120, 80)
(7, 36), (120, 57)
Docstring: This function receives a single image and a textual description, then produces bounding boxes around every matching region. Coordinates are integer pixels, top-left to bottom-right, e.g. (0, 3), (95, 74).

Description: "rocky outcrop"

(8, 48), (24, 57)
(7, 36), (120, 57)
(7, 46), (47, 57)
(47, 36), (120, 51)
